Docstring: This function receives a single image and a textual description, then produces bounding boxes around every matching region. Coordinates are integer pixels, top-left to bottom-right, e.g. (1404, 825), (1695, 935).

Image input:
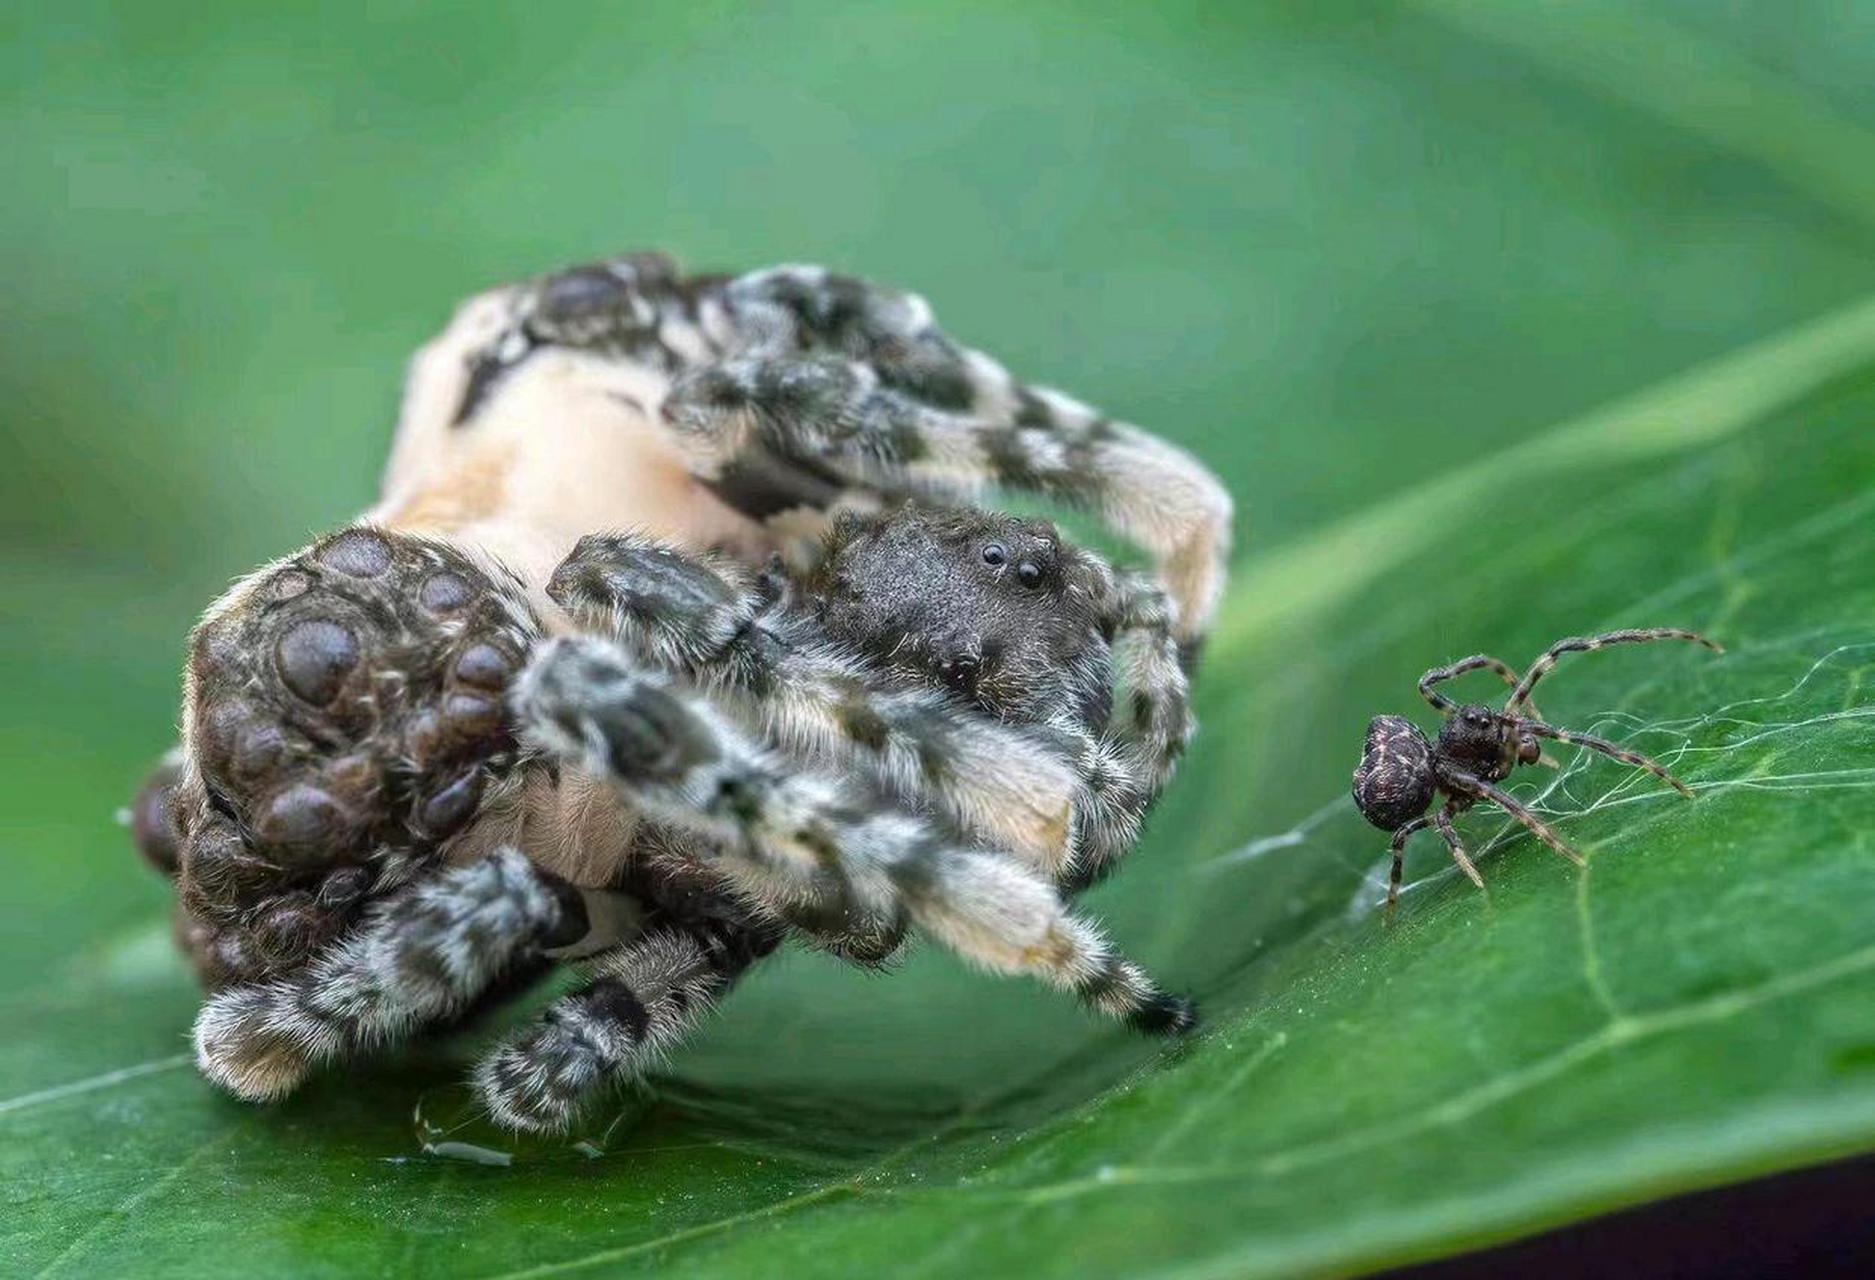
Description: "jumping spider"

(127, 254), (1232, 1132)
(1352, 629), (1722, 907)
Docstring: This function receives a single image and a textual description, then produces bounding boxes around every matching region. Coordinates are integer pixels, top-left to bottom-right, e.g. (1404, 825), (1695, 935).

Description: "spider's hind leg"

(1385, 817), (1430, 908)
(472, 919), (780, 1134)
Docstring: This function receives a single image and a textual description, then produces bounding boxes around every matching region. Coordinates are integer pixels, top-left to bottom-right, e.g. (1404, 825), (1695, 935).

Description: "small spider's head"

(802, 505), (1114, 726)
(1353, 715), (1435, 831)
(1436, 703), (1521, 779)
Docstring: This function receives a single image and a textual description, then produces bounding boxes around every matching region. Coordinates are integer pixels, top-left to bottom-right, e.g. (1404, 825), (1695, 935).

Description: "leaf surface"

(4, 4), (1875, 1277)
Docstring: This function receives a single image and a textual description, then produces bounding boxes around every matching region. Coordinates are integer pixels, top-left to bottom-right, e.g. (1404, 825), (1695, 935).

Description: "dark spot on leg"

(1129, 993), (1198, 1036)
(835, 695), (889, 751)
(275, 619), (360, 706)
(316, 528), (393, 577)
(589, 980), (652, 1043)
(1013, 388), (1053, 429)
(537, 877), (591, 950)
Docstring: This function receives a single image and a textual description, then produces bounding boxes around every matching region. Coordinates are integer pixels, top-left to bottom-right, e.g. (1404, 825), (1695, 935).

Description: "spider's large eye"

(1016, 561), (1044, 588)
(982, 544), (1008, 567)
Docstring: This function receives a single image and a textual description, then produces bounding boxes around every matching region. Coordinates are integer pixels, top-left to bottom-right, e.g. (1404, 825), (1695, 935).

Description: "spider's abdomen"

(1352, 715), (1434, 831)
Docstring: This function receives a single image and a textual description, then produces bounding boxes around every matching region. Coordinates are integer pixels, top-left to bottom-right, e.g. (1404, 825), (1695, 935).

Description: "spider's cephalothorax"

(803, 505), (1117, 727)
(130, 253), (1231, 1133)
(1352, 629), (1722, 907)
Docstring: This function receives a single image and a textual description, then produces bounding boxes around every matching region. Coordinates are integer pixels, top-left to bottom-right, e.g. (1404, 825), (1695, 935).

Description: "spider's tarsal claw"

(1130, 993), (1199, 1037)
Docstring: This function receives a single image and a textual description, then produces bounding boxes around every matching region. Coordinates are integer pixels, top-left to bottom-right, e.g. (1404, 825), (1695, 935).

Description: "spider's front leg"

(667, 266), (1234, 646)
(547, 533), (1087, 881)
(515, 637), (1196, 1035)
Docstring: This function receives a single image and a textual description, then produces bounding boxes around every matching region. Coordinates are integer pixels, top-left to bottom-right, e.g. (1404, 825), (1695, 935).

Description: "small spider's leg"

(1386, 817), (1431, 907)
(1418, 654), (1543, 721)
(1520, 722), (1695, 798)
(672, 269), (1233, 642)
(1508, 629), (1722, 714)
(472, 918), (780, 1134)
(193, 849), (581, 1103)
(1443, 769), (1585, 868)
(1431, 805), (1485, 891)
(547, 545), (1087, 878)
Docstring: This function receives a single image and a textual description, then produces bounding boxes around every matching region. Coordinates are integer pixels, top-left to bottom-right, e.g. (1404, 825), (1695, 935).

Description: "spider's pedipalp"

(193, 849), (578, 1102)
(473, 919), (779, 1134)
(1507, 628), (1722, 714)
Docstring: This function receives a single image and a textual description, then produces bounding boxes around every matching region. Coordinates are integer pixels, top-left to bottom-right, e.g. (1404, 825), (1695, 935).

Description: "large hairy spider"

(1352, 629), (1722, 906)
(127, 254), (1232, 1132)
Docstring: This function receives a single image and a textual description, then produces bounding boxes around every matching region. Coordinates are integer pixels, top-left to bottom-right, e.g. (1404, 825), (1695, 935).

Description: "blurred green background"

(6, 2), (1875, 1277)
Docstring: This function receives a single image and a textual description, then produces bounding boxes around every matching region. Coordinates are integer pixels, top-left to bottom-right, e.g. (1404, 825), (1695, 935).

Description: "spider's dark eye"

(1016, 561), (1044, 588)
(982, 544), (1007, 566)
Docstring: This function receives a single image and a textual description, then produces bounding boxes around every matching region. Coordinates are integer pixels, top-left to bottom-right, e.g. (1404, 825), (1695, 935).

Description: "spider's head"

(802, 505), (1114, 726)
(1353, 715), (1435, 831)
(1436, 703), (1521, 779)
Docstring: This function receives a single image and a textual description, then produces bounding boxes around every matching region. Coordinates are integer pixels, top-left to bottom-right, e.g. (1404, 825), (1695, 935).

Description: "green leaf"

(6, 4), (1875, 1278)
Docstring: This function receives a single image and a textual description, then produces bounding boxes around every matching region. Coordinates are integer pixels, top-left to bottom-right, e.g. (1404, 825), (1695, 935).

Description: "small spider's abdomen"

(1352, 715), (1435, 831)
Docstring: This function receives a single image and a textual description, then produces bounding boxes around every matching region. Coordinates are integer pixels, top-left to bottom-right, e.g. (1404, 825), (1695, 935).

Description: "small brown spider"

(1352, 629), (1723, 906)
